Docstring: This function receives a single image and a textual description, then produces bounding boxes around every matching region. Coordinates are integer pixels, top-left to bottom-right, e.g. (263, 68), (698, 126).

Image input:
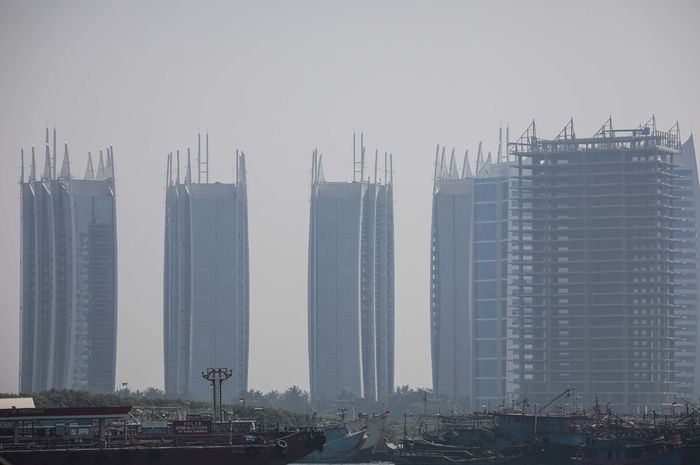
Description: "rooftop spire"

(59, 142), (71, 179)
(30, 147), (36, 181)
(52, 127), (57, 179)
(497, 126), (503, 163)
(475, 141), (483, 173)
(462, 149), (472, 178)
(105, 146), (114, 179)
(185, 148), (192, 183)
(374, 149), (378, 183)
(197, 133), (201, 184)
(42, 144), (52, 180)
(96, 150), (106, 180)
(448, 148), (459, 179)
(176, 150), (180, 185)
(20, 149), (25, 183)
(84, 152), (95, 180)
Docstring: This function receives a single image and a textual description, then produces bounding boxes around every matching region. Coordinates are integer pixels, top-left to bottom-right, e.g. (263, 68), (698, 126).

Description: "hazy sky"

(1, 0), (699, 395)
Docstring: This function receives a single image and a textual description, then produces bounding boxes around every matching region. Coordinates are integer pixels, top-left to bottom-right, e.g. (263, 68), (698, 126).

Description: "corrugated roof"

(0, 398), (35, 409)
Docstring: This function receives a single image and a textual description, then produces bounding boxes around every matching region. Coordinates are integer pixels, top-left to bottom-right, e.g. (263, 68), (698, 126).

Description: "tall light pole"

(202, 368), (233, 422)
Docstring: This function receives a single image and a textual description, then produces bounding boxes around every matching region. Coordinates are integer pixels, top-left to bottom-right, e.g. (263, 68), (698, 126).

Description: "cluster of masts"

(19, 127), (115, 183)
(311, 132), (394, 186)
(165, 133), (247, 186)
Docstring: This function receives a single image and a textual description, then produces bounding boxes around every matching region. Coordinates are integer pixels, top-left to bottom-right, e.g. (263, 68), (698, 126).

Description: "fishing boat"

(294, 429), (365, 463)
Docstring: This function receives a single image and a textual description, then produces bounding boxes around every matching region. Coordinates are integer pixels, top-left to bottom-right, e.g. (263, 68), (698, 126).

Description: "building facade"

(163, 137), (249, 401)
(20, 129), (117, 393)
(510, 118), (680, 410)
(674, 135), (700, 400)
(308, 135), (394, 402)
(430, 138), (510, 407)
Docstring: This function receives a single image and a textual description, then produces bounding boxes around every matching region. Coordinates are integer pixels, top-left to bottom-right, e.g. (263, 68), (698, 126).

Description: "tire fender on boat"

(277, 439), (288, 456)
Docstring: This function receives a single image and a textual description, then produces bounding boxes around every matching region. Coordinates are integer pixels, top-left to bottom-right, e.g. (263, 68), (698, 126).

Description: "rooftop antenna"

(20, 149), (25, 183)
(389, 153), (393, 185)
(353, 133), (356, 182)
(236, 149), (240, 184)
(384, 151), (388, 186)
(52, 127), (57, 179)
(205, 133), (209, 184)
(506, 126), (510, 161)
(176, 150), (180, 185)
(374, 149), (378, 183)
(360, 133), (365, 184)
(185, 148), (192, 183)
(432, 144), (440, 194)
(166, 153), (172, 186)
(30, 147), (36, 181)
(197, 133), (201, 184)
(497, 126), (503, 163)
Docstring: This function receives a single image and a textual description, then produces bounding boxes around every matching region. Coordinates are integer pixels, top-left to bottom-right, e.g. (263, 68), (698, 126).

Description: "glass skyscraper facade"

(308, 138), (394, 402)
(430, 144), (510, 407)
(163, 141), (249, 401)
(674, 136), (700, 399)
(20, 130), (117, 393)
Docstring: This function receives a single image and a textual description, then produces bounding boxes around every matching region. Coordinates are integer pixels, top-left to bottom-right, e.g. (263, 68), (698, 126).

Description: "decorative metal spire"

(59, 142), (71, 179)
(84, 152), (95, 180)
(30, 147), (36, 181)
(185, 148), (192, 183)
(462, 150), (472, 178)
(42, 144), (52, 180)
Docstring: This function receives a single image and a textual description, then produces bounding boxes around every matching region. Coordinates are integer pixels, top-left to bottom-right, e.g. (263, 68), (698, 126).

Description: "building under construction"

(19, 129), (117, 393)
(509, 117), (682, 410)
(430, 130), (511, 407)
(308, 134), (395, 402)
(163, 135), (249, 401)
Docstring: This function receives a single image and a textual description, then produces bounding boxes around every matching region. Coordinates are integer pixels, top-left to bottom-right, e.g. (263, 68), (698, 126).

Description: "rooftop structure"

(19, 128), (118, 393)
(308, 134), (395, 402)
(509, 117), (682, 410)
(163, 134), (249, 401)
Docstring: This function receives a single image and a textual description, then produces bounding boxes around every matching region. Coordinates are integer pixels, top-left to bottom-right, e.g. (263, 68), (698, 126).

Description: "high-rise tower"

(163, 135), (249, 401)
(510, 118), (681, 410)
(430, 131), (511, 407)
(308, 134), (394, 402)
(20, 129), (118, 393)
(674, 135), (700, 399)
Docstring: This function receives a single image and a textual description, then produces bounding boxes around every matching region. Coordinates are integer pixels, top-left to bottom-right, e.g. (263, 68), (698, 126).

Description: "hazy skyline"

(1, 0), (699, 396)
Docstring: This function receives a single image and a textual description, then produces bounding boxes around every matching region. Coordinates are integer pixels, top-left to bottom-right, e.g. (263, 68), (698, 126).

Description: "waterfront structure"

(510, 118), (681, 409)
(163, 135), (249, 401)
(674, 135), (700, 399)
(430, 130), (510, 407)
(308, 134), (394, 402)
(20, 129), (117, 393)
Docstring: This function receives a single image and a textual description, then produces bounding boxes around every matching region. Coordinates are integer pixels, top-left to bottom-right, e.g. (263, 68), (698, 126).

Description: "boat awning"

(0, 406), (132, 421)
